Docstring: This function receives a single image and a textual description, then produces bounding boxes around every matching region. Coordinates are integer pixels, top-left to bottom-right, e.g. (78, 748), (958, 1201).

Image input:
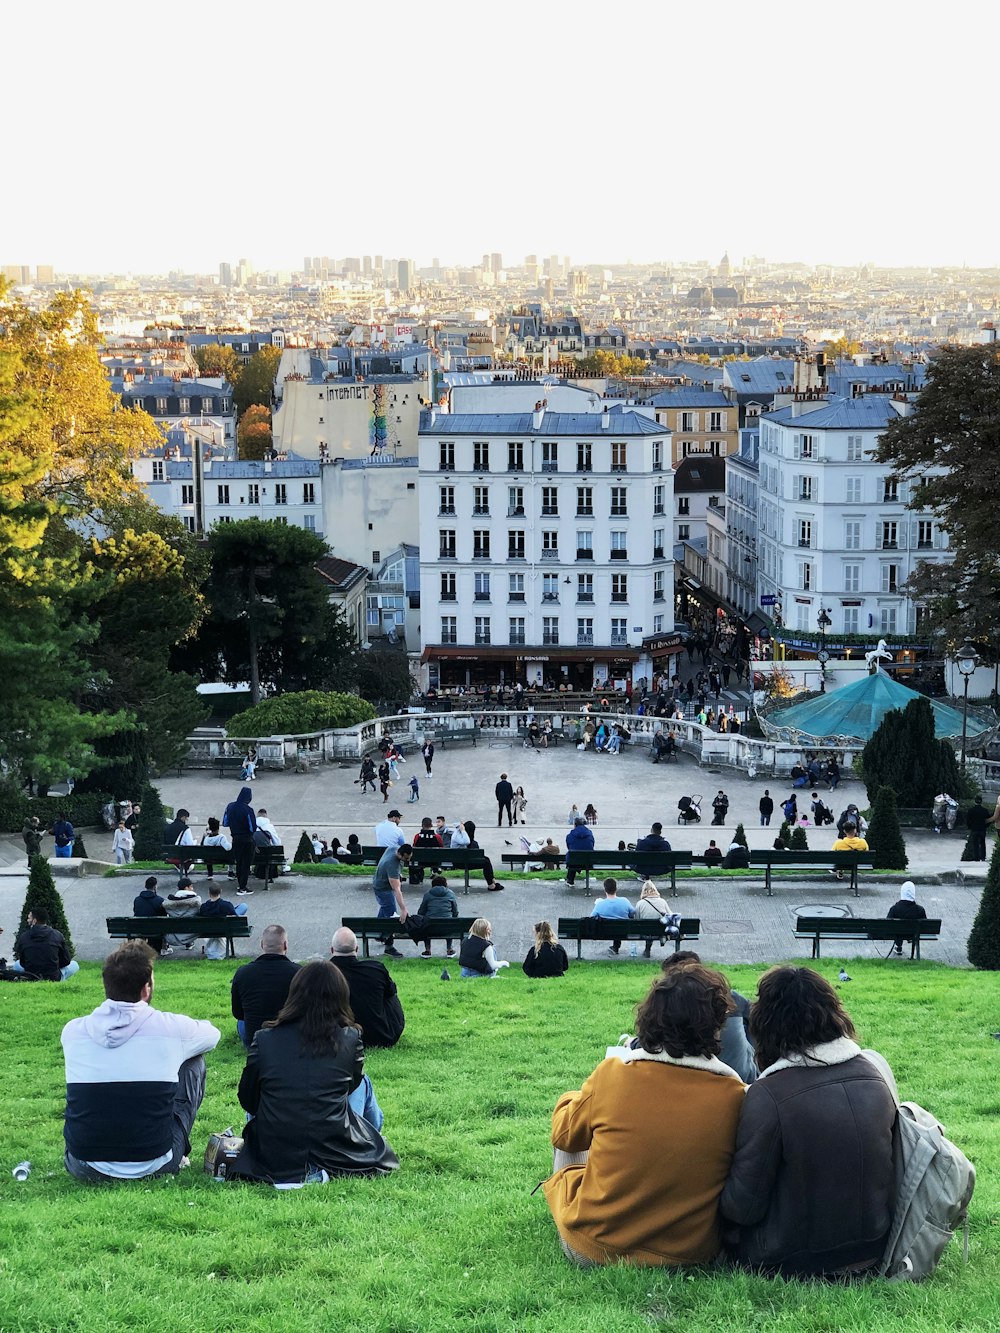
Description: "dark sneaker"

(383, 947), (404, 959)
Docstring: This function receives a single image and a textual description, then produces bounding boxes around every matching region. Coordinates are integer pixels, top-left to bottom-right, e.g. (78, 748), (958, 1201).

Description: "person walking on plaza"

(112, 820), (134, 865)
(358, 755), (376, 794)
(422, 739), (434, 776)
(759, 790), (774, 827)
(22, 816), (46, 863)
(495, 773), (515, 828)
(407, 774), (420, 804)
(223, 786), (257, 897)
(51, 811), (75, 859)
(711, 790), (729, 826)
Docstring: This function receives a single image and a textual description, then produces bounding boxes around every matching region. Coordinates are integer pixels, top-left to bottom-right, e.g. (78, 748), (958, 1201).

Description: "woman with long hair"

(522, 920), (569, 978)
(458, 918), (507, 978)
(545, 964), (745, 1266)
(720, 966), (896, 1277)
(233, 961), (399, 1185)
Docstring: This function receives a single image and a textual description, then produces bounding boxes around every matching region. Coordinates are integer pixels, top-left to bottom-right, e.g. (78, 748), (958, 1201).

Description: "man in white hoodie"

(61, 942), (220, 1181)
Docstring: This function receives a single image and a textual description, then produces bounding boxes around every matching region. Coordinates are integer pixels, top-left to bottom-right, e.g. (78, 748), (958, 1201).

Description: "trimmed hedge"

(0, 783), (111, 835)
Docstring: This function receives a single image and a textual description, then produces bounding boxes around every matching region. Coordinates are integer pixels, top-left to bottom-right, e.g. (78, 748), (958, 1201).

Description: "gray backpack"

(879, 1100), (976, 1281)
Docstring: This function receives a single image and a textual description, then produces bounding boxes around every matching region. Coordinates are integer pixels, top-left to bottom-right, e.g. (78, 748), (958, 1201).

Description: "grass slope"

(2, 961), (1000, 1332)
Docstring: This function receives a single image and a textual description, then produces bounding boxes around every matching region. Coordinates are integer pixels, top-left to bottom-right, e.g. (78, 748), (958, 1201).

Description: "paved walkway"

(1, 744), (987, 967)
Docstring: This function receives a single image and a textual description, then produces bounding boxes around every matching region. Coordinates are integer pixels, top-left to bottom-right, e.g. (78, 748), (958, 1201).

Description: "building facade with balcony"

(756, 395), (951, 656)
(417, 408), (674, 690)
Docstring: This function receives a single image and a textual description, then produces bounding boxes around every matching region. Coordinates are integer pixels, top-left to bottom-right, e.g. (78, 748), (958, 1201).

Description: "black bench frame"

(161, 846), (234, 878)
(557, 916), (701, 960)
(748, 850), (875, 897)
(564, 850), (694, 892)
(215, 756), (246, 779)
(341, 915), (478, 958)
(106, 915), (251, 959)
(795, 916), (942, 960)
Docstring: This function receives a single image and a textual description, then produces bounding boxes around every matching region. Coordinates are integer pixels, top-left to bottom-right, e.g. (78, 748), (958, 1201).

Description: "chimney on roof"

(601, 407), (611, 429)
(532, 401), (544, 430)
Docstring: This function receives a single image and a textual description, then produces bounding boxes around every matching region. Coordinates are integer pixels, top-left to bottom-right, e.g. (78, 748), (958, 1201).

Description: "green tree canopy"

(182, 520), (356, 704)
(192, 343), (240, 384)
(233, 346), (282, 417)
(860, 697), (966, 807)
(348, 641), (414, 713)
(227, 690), (375, 736)
(877, 344), (1000, 648)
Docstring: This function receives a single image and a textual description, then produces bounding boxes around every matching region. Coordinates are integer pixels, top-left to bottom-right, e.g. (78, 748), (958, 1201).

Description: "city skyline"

(6, 1), (997, 273)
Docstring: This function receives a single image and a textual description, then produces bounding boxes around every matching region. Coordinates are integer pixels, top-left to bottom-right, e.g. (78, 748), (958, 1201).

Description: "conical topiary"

(15, 855), (74, 957)
(733, 822), (749, 850)
(969, 838), (1000, 969)
(72, 833), (88, 858)
(867, 784), (908, 870)
(294, 831), (315, 864)
(133, 783), (166, 862)
(790, 824), (809, 850)
(961, 834), (976, 863)
(776, 819), (792, 849)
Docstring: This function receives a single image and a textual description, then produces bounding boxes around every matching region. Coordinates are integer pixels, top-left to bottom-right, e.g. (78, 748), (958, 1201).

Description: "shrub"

(227, 690), (376, 738)
(790, 825), (809, 850)
(72, 834), (88, 858)
(733, 822), (749, 850)
(867, 785), (908, 870)
(132, 783), (166, 862)
(294, 831), (315, 864)
(961, 834), (976, 862)
(969, 839), (1000, 968)
(860, 696), (969, 808)
(776, 820), (792, 849)
(15, 856), (73, 957)
(0, 782), (111, 835)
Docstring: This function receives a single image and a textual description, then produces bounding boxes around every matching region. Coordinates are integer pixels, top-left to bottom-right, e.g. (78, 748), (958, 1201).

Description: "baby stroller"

(677, 795), (703, 824)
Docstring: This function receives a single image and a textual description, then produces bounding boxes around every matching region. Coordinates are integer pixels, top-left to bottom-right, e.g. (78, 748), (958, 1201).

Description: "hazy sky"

(6, 0), (997, 273)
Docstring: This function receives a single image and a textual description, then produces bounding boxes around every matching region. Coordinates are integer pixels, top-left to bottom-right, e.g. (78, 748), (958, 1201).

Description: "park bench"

(215, 755), (245, 779)
(161, 845), (234, 879)
(747, 850), (875, 898)
(564, 849), (694, 892)
(106, 915), (252, 959)
(341, 915), (478, 958)
(794, 915), (942, 960)
(409, 845), (490, 893)
(517, 728), (562, 747)
(557, 916), (701, 960)
(500, 852), (565, 874)
(251, 844), (288, 888)
(434, 728), (481, 749)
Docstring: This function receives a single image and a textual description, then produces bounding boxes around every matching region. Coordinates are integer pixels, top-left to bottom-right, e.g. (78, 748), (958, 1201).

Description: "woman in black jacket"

(522, 920), (569, 977)
(720, 966), (896, 1278)
(234, 961), (399, 1185)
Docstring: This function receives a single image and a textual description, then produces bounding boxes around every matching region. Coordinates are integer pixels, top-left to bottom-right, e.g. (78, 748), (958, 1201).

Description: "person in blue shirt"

(590, 878), (634, 955)
(222, 786), (257, 896)
(198, 883), (248, 958)
(564, 816), (595, 886)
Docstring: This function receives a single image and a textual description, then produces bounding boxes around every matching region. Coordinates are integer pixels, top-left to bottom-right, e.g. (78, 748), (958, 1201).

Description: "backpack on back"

(879, 1100), (976, 1281)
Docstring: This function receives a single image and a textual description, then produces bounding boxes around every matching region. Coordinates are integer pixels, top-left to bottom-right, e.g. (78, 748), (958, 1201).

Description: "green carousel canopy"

(760, 670), (995, 748)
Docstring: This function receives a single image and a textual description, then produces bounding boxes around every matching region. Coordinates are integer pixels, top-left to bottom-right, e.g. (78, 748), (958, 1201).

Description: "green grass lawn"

(2, 960), (999, 1332)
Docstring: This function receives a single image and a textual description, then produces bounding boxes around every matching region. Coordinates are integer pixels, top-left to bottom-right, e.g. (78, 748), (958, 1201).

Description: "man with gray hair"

(230, 924), (300, 1050)
(329, 926), (405, 1048)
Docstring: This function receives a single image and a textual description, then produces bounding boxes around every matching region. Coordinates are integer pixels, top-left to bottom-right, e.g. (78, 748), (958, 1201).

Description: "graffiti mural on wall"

(369, 382), (397, 457)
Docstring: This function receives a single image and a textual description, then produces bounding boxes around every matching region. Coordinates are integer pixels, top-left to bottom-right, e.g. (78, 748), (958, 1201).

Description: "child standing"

(112, 820), (134, 865)
(408, 774), (420, 803)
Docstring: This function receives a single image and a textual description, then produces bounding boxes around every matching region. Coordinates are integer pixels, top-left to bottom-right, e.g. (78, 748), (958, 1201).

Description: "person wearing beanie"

(886, 881), (927, 956)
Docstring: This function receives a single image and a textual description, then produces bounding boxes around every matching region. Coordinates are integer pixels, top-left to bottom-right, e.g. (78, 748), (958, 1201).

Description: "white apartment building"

(756, 395), (950, 645)
(137, 449), (323, 536)
(417, 407), (674, 690)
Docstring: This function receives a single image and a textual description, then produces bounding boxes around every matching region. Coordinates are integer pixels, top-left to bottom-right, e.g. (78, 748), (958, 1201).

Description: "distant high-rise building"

(524, 254), (537, 268)
(482, 253), (491, 273)
(490, 252), (503, 274)
(219, 262), (233, 286)
(2, 264), (23, 282)
(36, 264), (54, 284)
(397, 259), (413, 292)
(432, 257), (440, 271)
(363, 255), (372, 277)
(344, 257), (361, 276)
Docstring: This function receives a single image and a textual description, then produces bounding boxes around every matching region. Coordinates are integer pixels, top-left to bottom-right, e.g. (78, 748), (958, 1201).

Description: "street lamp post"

(817, 606), (832, 694)
(956, 637), (979, 772)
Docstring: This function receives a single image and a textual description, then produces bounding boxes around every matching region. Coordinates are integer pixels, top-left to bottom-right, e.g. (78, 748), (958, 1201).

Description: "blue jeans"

(348, 1074), (384, 1130)
(374, 889), (397, 948)
(13, 959), (79, 981)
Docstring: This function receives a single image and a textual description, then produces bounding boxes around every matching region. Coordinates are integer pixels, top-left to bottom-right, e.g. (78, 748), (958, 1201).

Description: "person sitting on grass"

(61, 941), (220, 1182)
(232, 961), (398, 1186)
(522, 920), (569, 978)
(660, 952), (756, 1084)
(12, 908), (80, 981)
(590, 878), (634, 955)
(416, 874), (459, 958)
(545, 963), (746, 1267)
(328, 927), (406, 1048)
(459, 919), (509, 979)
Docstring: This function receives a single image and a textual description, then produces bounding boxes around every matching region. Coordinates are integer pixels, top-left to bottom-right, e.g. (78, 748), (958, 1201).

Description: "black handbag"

(400, 912), (427, 939)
